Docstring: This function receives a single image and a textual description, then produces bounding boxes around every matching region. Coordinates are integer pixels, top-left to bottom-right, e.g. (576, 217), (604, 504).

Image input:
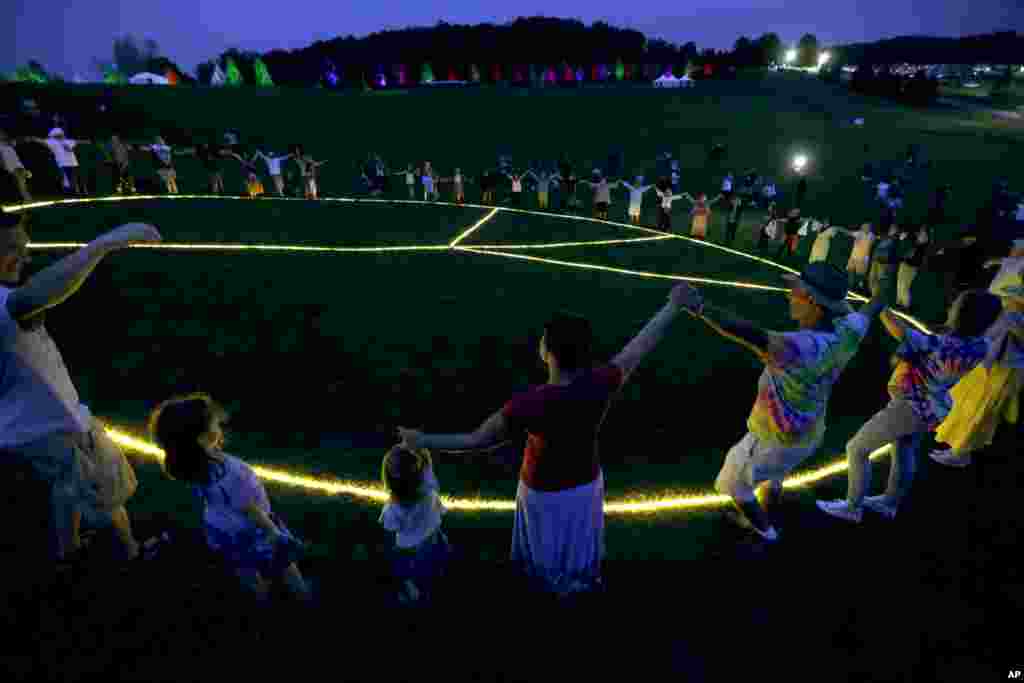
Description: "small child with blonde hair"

(148, 394), (312, 603)
(380, 444), (451, 605)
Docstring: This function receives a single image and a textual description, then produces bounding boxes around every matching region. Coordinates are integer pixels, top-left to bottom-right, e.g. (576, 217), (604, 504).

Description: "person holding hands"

(396, 282), (694, 598)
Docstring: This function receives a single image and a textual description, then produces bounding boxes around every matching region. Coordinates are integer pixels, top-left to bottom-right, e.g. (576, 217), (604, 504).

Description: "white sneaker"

(816, 499), (863, 523)
(862, 495), (898, 520)
(929, 449), (972, 468)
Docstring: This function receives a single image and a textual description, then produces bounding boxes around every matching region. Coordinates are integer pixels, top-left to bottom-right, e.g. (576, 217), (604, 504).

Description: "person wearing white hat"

(930, 239), (1024, 467)
(26, 129), (92, 195)
(676, 263), (888, 541)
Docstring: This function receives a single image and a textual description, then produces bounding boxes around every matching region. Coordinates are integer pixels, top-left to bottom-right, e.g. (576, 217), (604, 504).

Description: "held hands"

(670, 282), (704, 315)
(397, 426), (425, 450)
(93, 223), (162, 251)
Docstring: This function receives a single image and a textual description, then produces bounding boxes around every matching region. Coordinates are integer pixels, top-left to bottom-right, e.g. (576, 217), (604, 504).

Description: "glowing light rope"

(468, 235), (674, 250)
(456, 246), (793, 293)
(8, 193), (934, 513)
(28, 242), (452, 254)
(105, 425), (894, 514)
(448, 208), (499, 247)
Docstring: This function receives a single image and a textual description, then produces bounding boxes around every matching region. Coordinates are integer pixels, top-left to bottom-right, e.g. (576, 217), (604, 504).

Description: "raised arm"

(610, 284), (688, 382)
(6, 223), (162, 322)
(398, 409), (510, 453)
(673, 284), (772, 361)
(621, 181), (635, 192)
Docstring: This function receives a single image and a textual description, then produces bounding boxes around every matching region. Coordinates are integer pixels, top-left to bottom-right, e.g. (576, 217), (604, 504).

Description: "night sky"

(6, 0), (1023, 79)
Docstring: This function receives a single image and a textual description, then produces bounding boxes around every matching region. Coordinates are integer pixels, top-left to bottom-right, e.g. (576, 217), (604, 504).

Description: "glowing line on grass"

(11, 193), (936, 514)
(457, 246), (791, 292)
(468, 235), (674, 250)
(448, 208), (499, 247)
(27, 242), (452, 253)
(105, 425), (896, 514)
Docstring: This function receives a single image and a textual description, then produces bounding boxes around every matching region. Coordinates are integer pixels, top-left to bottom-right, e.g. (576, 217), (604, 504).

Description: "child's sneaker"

(816, 499), (863, 523)
(929, 449), (972, 468)
(862, 496), (898, 520)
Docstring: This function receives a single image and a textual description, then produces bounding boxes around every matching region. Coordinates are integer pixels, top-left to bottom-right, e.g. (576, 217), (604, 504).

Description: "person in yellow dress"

(931, 239), (1024, 467)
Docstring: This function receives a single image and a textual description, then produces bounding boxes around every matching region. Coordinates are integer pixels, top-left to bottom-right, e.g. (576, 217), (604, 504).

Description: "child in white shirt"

(380, 444), (450, 605)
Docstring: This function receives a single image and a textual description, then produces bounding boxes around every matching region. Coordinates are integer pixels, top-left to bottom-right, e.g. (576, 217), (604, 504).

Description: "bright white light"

(792, 154), (808, 172)
(818, 52), (831, 67)
(785, 49), (797, 64)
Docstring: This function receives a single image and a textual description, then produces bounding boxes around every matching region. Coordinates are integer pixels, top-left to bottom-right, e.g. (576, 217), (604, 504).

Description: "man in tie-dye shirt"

(676, 263), (888, 541)
(818, 290), (1002, 523)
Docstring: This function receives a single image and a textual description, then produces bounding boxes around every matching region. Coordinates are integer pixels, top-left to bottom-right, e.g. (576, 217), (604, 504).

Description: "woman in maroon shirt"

(398, 283), (694, 598)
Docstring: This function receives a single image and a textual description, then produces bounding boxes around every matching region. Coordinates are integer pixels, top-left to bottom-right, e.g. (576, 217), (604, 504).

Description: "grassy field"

(4, 71), (1023, 565)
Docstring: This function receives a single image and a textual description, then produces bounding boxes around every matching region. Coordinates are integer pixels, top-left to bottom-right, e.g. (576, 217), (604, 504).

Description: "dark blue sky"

(7, 0), (1023, 79)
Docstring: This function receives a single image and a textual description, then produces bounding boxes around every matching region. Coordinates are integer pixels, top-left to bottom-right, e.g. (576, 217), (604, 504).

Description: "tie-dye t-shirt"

(747, 313), (870, 448)
(887, 329), (990, 430)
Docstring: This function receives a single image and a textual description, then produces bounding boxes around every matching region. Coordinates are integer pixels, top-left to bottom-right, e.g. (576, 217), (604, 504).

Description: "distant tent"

(253, 58), (274, 86)
(513, 65), (525, 82)
(210, 64), (226, 86)
(395, 64), (407, 86)
(164, 69), (179, 85)
(469, 64), (481, 82)
(544, 66), (556, 84)
(128, 72), (169, 85)
(562, 64), (574, 82)
(421, 63), (434, 83)
(491, 63), (502, 82)
(447, 66), (458, 81)
(575, 66), (584, 83)
(72, 73), (87, 84)
(591, 64), (600, 82)
(225, 57), (243, 86)
(623, 62), (633, 80)
(653, 73), (679, 88)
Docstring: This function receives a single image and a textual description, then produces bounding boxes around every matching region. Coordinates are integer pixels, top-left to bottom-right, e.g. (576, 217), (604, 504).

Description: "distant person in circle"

(26, 128), (91, 196)
(896, 224), (930, 311)
(397, 286), (693, 599)
(0, 213), (162, 569)
(677, 264), (889, 541)
(196, 143), (227, 195)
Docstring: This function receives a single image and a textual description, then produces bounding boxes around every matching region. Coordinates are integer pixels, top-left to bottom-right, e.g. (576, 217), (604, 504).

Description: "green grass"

(7, 71), (1022, 561)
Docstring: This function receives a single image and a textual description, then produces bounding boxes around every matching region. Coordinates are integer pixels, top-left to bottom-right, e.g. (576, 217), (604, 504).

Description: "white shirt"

(876, 182), (890, 199)
(722, 177), (733, 192)
(45, 138), (78, 167)
(404, 171), (415, 184)
(622, 182), (651, 208)
(259, 153), (289, 176)
(0, 288), (90, 449)
(0, 144), (24, 173)
(656, 188), (679, 210)
(379, 466), (445, 548)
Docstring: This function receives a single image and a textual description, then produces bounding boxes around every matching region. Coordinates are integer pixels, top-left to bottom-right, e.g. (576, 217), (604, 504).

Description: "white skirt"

(512, 470), (604, 596)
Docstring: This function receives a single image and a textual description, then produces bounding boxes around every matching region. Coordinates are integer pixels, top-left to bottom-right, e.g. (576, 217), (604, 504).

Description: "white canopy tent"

(654, 73), (693, 88)
(129, 72), (169, 85)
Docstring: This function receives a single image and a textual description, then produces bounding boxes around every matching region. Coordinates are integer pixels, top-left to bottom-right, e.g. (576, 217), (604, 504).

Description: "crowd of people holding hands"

(2, 122), (1024, 608)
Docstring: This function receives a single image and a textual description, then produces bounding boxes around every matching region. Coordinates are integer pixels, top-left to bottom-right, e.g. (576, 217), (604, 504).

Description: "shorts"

(715, 432), (820, 501)
(595, 202), (609, 213)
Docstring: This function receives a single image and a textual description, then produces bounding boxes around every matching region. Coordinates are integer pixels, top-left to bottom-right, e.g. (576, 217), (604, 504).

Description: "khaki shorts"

(715, 432), (820, 501)
(157, 168), (177, 180)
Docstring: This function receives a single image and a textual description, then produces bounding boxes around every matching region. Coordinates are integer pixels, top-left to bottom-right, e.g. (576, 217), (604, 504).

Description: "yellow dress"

(937, 264), (1024, 452)
(936, 364), (1022, 452)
